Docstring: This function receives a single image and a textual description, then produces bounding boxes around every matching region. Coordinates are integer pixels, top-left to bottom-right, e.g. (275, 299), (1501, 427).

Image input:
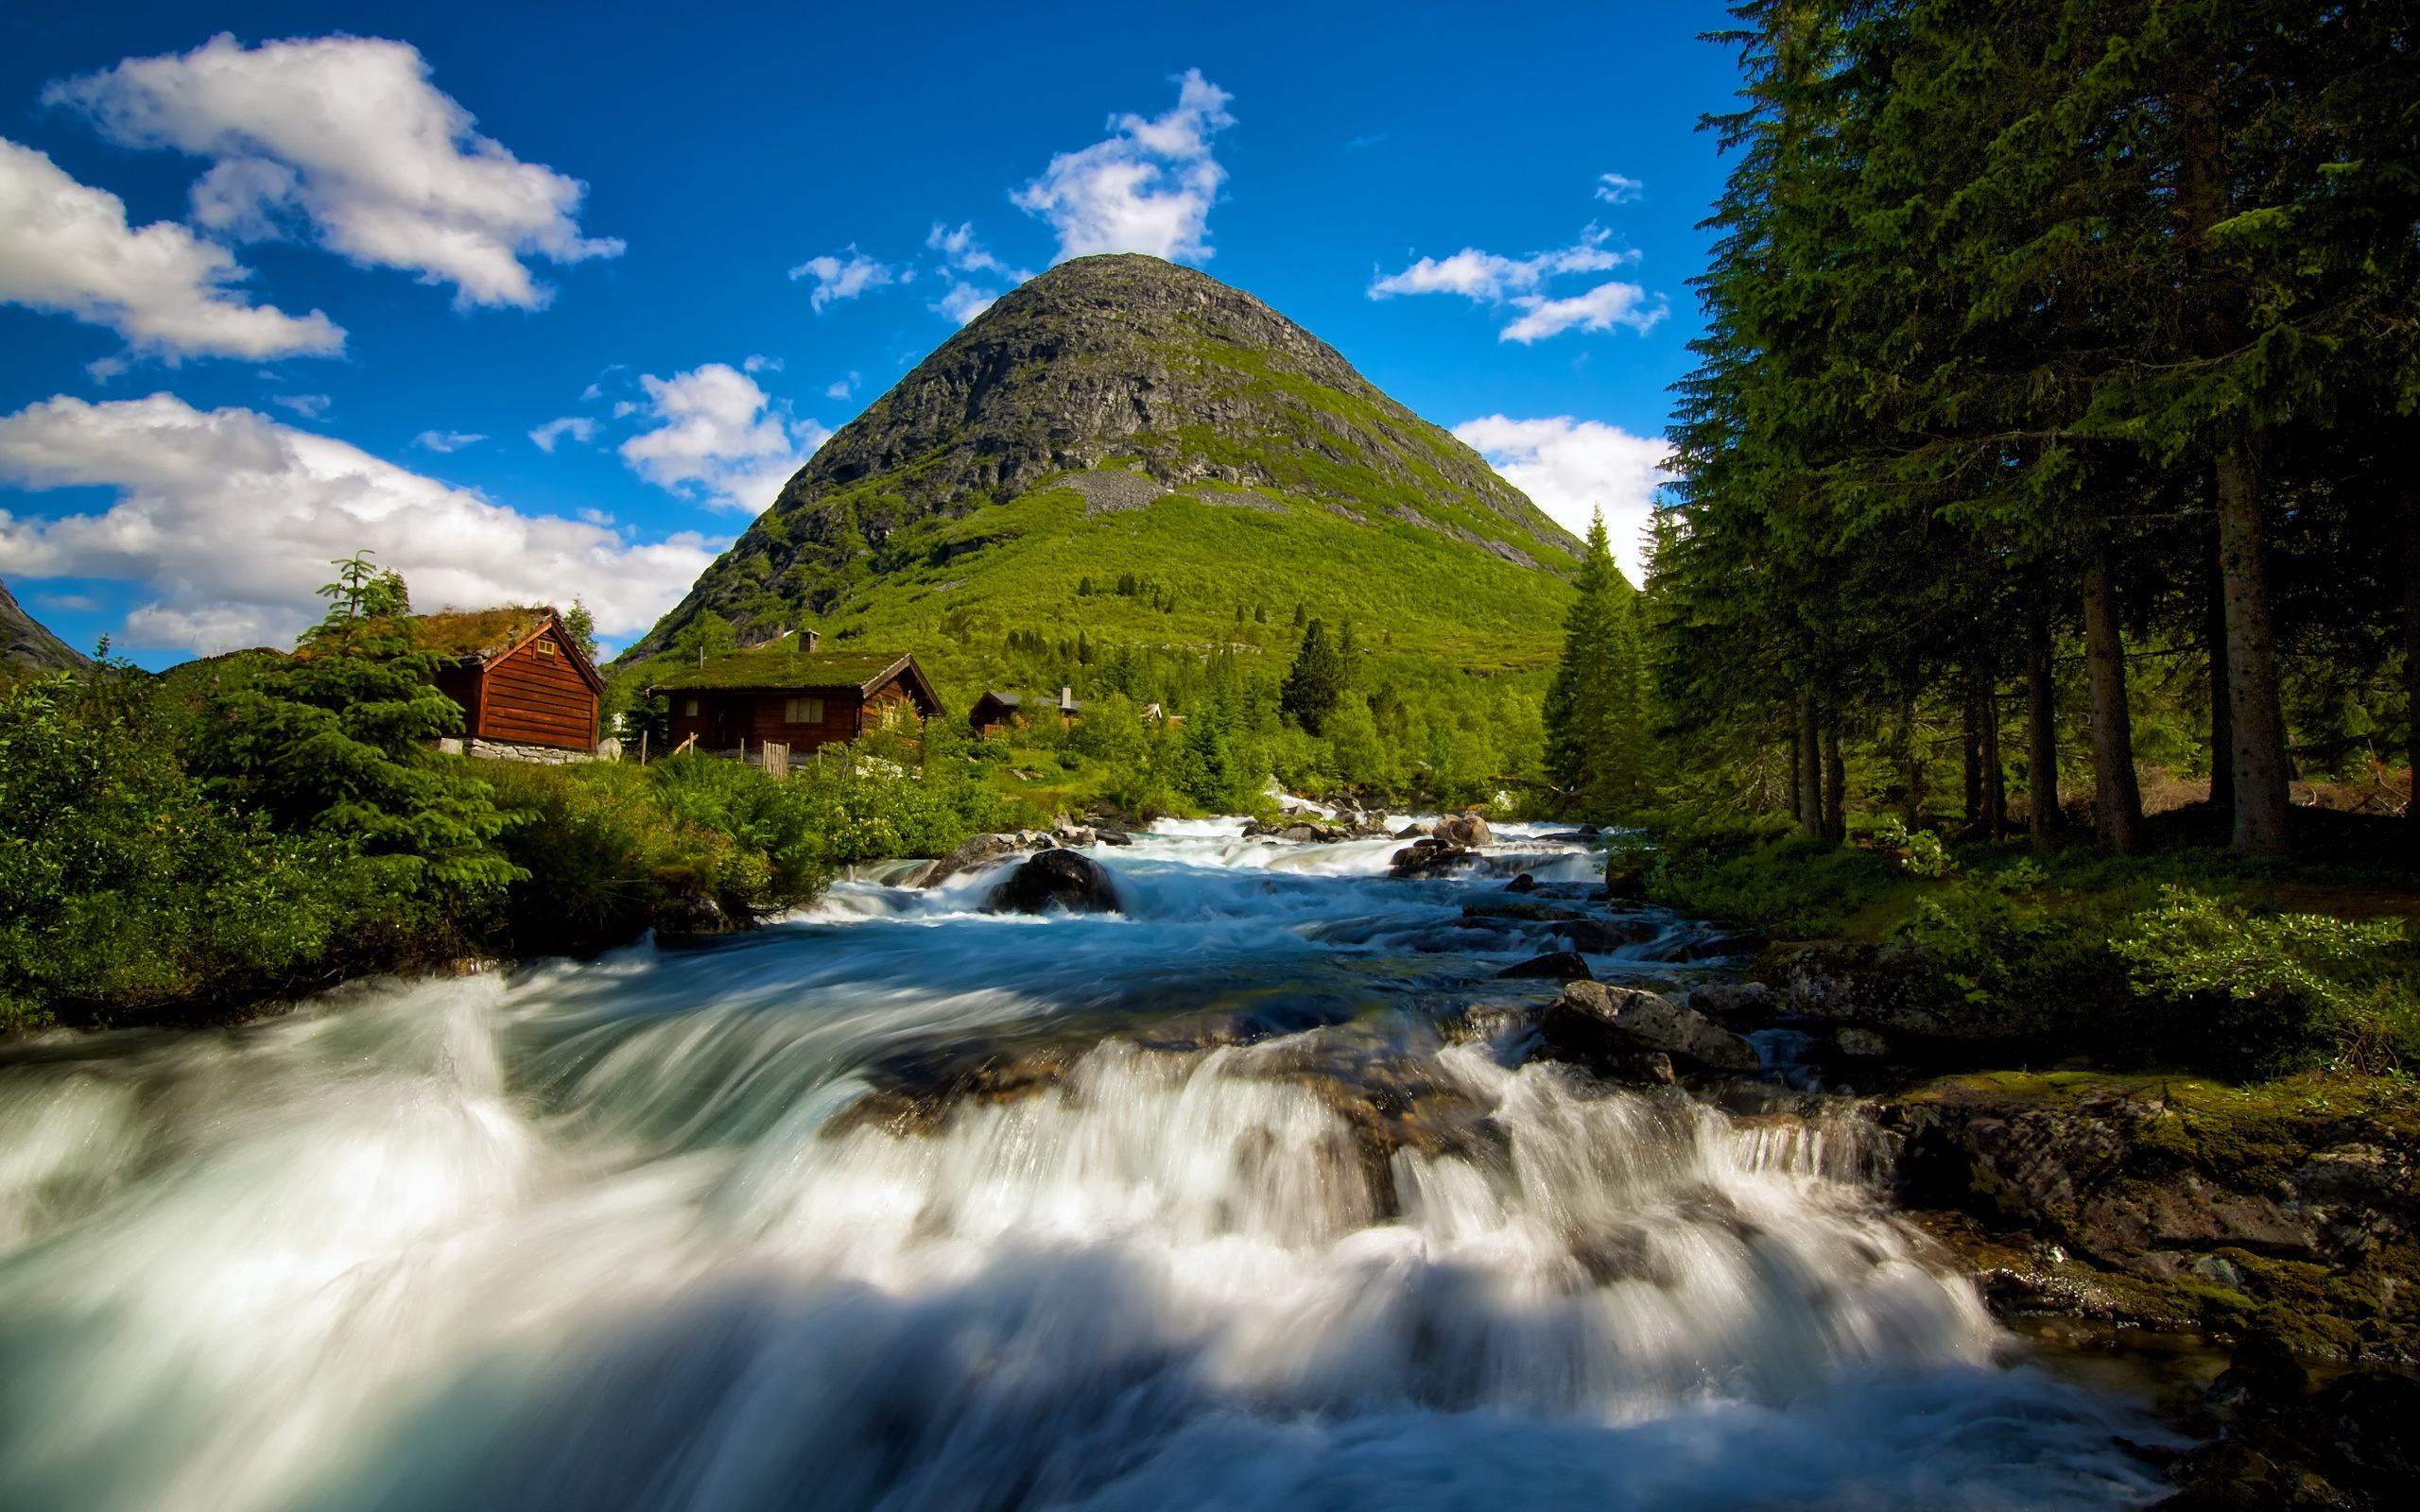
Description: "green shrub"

(2115, 887), (2420, 1074)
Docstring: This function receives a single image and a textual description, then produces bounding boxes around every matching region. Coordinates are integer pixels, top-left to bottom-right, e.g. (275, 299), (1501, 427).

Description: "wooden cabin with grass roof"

(410, 606), (603, 755)
(650, 640), (942, 756)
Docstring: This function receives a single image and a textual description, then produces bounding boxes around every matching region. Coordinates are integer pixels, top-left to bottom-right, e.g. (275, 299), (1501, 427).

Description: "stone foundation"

(440, 736), (617, 765)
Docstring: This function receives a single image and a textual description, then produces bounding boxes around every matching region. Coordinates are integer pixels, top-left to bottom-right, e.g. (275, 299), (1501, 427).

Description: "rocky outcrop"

(1538, 982), (1760, 1074)
(1434, 813), (1494, 849)
(987, 848), (1121, 915)
(1770, 942), (1996, 1040)
(1390, 835), (1479, 878)
(1, 578), (86, 675)
(921, 831), (1048, 886)
(1882, 1074), (2420, 1363)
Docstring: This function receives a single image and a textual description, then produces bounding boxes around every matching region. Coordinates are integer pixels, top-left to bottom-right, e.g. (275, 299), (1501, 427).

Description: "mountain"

(1, 579), (87, 677)
(625, 254), (1580, 694)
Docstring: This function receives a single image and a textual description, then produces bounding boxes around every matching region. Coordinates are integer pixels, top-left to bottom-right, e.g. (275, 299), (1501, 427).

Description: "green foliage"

(2116, 887), (2420, 1074)
(1637, 812), (1914, 936)
(1279, 618), (1347, 734)
(196, 558), (518, 916)
(1544, 510), (1648, 818)
(0, 670), (420, 1030)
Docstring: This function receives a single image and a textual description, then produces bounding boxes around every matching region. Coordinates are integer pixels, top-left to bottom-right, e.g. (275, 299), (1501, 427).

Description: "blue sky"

(0, 0), (1738, 667)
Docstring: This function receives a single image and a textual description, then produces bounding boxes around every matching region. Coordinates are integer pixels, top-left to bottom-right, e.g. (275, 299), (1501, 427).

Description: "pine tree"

(1543, 511), (1647, 816)
(1280, 618), (1347, 734)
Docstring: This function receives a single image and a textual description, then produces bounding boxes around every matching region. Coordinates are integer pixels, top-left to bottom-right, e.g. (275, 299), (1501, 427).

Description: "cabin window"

(683, 698), (700, 717)
(784, 696), (825, 724)
(535, 639), (558, 657)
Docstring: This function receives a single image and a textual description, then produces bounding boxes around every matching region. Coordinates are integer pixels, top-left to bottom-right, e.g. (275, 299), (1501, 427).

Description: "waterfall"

(0, 821), (2171, 1511)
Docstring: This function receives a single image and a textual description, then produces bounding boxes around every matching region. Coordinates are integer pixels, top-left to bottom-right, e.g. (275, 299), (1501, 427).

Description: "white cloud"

(270, 392), (330, 418)
(527, 415), (596, 452)
(824, 371), (858, 401)
(1369, 228), (1630, 301)
(617, 363), (826, 513)
(411, 428), (486, 453)
(741, 353), (783, 373)
(931, 282), (1000, 326)
(0, 137), (343, 361)
(44, 33), (621, 309)
(788, 246), (893, 312)
(0, 392), (718, 654)
(1595, 172), (1643, 205)
(1451, 414), (1671, 582)
(1500, 281), (1667, 343)
(925, 221), (1028, 281)
(1012, 68), (1235, 263)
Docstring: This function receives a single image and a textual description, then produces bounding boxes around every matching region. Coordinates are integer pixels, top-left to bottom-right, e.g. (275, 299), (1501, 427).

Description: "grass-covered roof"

(407, 607), (558, 662)
(648, 647), (920, 694)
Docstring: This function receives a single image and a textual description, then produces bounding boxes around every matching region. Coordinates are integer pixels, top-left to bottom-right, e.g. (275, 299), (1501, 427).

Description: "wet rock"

(1389, 838), (1478, 878)
(1435, 813), (1495, 849)
(1685, 980), (1775, 1019)
(1773, 942), (1989, 1039)
(1394, 822), (1432, 839)
(1462, 895), (1588, 924)
(922, 830), (1048, 886)
(1495, 951), (1593, 981)
(987, 848), (1120, 915)
(1833, 1027), (1891, 1058)
(1440, 1001), (1535, 1044)
(1539, 982), (1760, 1074)
(1506, 872), (1537, 894)
(1557, 917), (1661, 953)
(1094, 829), (1134, 847)
(650, 893), (734, 939)
(829, 1040), (1083, 1137)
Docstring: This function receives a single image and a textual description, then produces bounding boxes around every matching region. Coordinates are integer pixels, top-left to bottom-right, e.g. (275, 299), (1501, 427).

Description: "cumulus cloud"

(0, 392), (718, 653)
(617, 363), (826, 513)
(1451, 414), (1672, 581)
(44, 33), (621, 309)
(0, 137), (343, 361)
(411, 428), (486, 453)
(925, 221), (1028, 281)
(931, 282), (1001, 326)
(1501, 281), (1666, 343)
(1595, 172), (1643, 204)
(1369, 227), (1630, 301)
(270, 392), (330, 418)
(788, 246), (893, 312)
(824, 371), (859, 401)
(1372, 220), (1663, 343)
(527, 415), (596, 452)
(741, 353), (783, 373)
(1012, 69), (1235, 263)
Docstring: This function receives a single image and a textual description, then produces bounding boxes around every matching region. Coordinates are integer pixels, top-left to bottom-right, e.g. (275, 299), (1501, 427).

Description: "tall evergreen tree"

(1544, 511), (1647, 816)
(1280, 618), (1347, 734)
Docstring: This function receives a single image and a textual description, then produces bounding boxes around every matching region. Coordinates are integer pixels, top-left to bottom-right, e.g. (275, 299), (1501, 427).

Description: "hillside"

(622, 255), (1583, 701)
(1, 579), (86, 678)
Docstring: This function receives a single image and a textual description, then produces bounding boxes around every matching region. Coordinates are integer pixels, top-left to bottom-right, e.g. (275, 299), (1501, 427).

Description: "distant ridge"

(1, 579), (87, 676)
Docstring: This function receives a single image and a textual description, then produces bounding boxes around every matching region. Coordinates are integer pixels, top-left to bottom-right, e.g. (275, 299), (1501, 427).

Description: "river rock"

(1435, 814), (1494, 849)
(987, 848), (1120, 915)
(1506, 872), (1537, 893)
(1495, 951), (1593, 981)
(1395, 822), (1433, 839)
(1833, 1027), (1892, 1057)
(1685, 980), (1775, 1018)
(1389, 837), (1478, 878)
(1557, 917), (1661, 952)
(1540, 982), (1760, 1074)
(650, 893), (734, 939)
(1462, 894), (1588, 924)
(922, 831), (1048, 886)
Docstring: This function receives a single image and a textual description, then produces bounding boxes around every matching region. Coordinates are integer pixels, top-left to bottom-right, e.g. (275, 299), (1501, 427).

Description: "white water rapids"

(0, 819), (2171, 1510)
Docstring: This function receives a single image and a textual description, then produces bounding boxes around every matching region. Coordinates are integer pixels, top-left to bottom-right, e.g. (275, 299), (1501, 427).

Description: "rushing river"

(0, 819), (2171, 1511)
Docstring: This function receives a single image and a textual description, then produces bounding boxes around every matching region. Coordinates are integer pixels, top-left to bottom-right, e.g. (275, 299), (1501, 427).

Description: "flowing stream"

(0, 819), (2172, 1511)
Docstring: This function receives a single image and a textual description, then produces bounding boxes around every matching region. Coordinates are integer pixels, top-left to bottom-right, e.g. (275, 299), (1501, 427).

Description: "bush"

(2115, 886), (2420, 1074)
(1891, 868), (2119, 1040)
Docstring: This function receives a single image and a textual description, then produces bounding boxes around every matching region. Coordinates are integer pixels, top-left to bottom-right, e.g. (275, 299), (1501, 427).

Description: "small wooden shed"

(650, 647), (942, 755)
(413, 607), (603, 752)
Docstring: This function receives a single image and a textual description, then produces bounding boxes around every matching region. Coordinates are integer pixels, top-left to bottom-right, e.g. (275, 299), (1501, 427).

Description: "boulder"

(986, 848), (1121, 915)
(650, 893), (734, 939)
(1439, 1001), (1535, 1045)
(1833, 1027), (1892, 1058)
(1395, 822), (1433, 839)
(1389, 838), (1478, 879)
(922, 831), (1048, 887)
(1094, 829), (1134, 847)
(1462, 895), (1588, 924)
(1435, 813), (1495, 849)
(1495, 951), (1594, 981)
(1685, 980), (1777, 1019)
(1506, 872), (1537, 894)
(1557, 917), (1661, 953)
(1539, 981), (1760, 1074)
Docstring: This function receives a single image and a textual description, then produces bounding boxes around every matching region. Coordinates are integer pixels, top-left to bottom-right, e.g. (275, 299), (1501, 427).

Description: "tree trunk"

(1822, 723), (1846, 841)
(1785, 730), (1803, 824)
(1796, 694), (1824, 839)
(2215, 436), (2291, 854)
(1979, 662), (2006, 839)
(2405, 480), (2419, 844)
(1962, 677), (1982, 831)
(2205, 532), (2235, 831)
(2025, 603), (2062, 852)
(2083, 550), (2145, 853)
(1899, 691), (1923, 826)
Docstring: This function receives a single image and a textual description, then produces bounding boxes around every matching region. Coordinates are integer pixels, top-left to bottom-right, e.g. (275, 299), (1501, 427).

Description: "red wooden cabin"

(414, 608), (603, 752)
(651, 646), (942, 755)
